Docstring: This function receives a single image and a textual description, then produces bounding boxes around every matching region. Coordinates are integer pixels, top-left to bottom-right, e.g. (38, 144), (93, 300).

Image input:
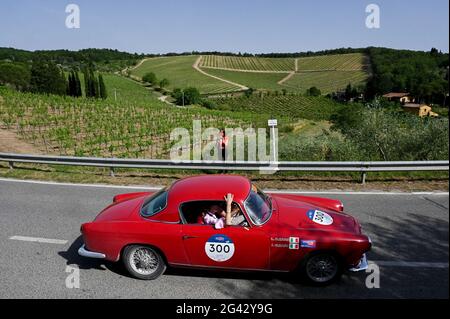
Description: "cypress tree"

(83, 68), (90, 98)
(69, 71), (77, 96)
(98, 74), (107, 99)
(59, 69), (68, 96)
(67, 72), (73, 96)
(74, 72), (82, 97)
(89, 69), (98, 98)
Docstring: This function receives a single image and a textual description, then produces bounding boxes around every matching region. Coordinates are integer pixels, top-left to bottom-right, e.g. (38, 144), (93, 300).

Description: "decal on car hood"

(306, 209), (334, 225)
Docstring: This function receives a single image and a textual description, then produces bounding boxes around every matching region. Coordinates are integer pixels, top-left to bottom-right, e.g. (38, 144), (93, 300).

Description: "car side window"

(180, 200), (249, 227)
(141, 190), (168, 217)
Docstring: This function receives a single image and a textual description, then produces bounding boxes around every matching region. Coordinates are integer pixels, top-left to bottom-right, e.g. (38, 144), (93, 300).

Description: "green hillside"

(211, 94), (344, 121)
(129, 55), (240, 94)
(204, 69), (288, 92)
(130, 53), (370, 95)
(282, 71), (368, 94)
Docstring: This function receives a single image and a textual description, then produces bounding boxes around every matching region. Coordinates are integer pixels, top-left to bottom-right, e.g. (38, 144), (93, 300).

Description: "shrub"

(142, 72), (157, 85)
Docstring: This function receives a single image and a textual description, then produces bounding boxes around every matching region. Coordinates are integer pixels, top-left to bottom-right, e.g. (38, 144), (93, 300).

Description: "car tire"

(300, 252), (342, 285)
(122, 245), (166, 280)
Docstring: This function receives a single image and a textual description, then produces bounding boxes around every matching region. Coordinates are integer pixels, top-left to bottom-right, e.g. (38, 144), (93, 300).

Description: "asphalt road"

(0, 178), (448, 299)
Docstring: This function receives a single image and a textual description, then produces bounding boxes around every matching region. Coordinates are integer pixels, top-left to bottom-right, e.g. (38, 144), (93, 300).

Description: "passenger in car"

(199, 193), (244, 229)
(201, 204), (226, 229)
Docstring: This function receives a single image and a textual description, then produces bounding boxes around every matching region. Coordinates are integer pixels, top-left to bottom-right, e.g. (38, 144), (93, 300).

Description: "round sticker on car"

(307, 209), (333, 226)
(205, 234), (235, 262)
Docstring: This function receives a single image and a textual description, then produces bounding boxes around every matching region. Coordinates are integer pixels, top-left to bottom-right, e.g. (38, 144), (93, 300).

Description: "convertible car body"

(79, 175), (371, 284)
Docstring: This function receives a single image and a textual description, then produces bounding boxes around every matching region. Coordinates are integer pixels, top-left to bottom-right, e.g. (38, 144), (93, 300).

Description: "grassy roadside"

(0, 162), (447, 192)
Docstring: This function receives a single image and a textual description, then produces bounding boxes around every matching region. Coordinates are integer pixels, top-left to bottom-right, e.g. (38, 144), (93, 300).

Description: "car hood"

(272, 195), (360, 234)
(94, 196), (145, 222)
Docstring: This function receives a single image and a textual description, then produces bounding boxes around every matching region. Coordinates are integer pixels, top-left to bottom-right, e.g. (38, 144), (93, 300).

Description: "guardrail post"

(361, 172), (367, 185)
(8, 161), (14, 170)
(109, 167), (115, 177)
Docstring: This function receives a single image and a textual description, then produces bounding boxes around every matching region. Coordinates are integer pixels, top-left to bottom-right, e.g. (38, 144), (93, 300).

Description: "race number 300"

(205, 234), (235, 262)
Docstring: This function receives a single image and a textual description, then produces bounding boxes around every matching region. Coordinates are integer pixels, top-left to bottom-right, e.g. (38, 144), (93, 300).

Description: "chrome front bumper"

(78, 244), (106, 259)
(349, 254), (369, 272)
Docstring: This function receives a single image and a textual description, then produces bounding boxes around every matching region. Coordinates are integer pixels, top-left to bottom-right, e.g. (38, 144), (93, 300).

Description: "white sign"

(268, 119), (277, 127)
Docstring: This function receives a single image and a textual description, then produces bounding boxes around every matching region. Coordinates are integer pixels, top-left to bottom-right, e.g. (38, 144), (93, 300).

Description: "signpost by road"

(268, 119), (277, 162)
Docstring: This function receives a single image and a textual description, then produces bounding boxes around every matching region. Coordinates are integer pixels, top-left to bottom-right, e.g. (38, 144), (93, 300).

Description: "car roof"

(169, 175), (251, 203)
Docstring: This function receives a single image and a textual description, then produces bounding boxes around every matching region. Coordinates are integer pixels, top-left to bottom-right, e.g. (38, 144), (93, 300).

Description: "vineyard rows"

(0, 89), (268, 159)
(296, 53), (367, 71)
(282, 70), (368, 94)
(200, 55), (295, 72)
(213, 94), (343, 121)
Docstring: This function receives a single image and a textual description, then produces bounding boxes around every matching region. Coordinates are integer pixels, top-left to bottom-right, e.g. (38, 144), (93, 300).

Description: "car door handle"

(182, 235), (198, 240)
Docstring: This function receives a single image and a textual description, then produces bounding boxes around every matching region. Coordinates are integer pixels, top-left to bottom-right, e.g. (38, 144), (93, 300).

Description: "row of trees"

(67, 71), (82, 97)
(82, 67), (107, 99)
(0, 60), (107, 99)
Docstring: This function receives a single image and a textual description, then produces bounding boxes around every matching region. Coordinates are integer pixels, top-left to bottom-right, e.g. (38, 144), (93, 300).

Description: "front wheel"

(122, 245), (166, 280)
(301, 252), (342, 285)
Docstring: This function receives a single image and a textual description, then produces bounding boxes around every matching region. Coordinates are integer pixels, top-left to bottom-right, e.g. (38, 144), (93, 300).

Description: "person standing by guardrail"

(217, 129), (229, 162)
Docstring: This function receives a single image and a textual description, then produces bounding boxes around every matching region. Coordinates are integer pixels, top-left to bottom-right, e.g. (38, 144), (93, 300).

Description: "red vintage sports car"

(79, 175), (371, 284)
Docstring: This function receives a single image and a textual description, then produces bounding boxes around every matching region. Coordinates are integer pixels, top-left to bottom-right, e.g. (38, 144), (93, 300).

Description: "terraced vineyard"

(200, 55), (295, 72)
(205, 68), (289, 92)
(0, 86), (269, 159)
(296, 53), (367, 71)
(212, 94), (344, 121)
(282, 70), (368, 94)
(130, 55), (241, 94)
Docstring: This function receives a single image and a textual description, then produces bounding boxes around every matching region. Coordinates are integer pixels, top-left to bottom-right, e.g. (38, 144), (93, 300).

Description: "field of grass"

(200, 55), (295, 72)
(282, 70), (368, 94)
(204, 68), (289, 92)
(211, 94), (344, 121)
(102, 74), (156, 103)
(296, 53), (367, 71)
(130, 56), (240, 94)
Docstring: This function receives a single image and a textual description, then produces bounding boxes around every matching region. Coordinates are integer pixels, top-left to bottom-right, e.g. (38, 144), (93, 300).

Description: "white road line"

(6, 234), (450, 268)
(265, 189), (449, 196)
(0, 178), (162, 190)
(9, 236), (68, 245)
(370, 261), (449, 268)
(0, 178), (448, 195)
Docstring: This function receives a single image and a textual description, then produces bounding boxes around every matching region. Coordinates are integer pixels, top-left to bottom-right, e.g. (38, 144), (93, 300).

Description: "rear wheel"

(301, 252), (342, 285)
(122, 245), (166, 280)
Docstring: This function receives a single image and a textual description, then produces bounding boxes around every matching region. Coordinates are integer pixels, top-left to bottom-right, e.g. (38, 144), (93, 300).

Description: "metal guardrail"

(0, 152), (448, 183)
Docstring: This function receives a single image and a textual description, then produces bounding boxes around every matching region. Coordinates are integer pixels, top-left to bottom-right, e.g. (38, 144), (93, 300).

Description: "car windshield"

(141, 189), (168, 217)
(244, 184), (272, 225)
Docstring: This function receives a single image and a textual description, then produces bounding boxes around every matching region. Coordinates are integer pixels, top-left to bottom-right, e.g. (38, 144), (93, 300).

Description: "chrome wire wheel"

(129, 247), (159, 276)
(305, 254), (339, 283)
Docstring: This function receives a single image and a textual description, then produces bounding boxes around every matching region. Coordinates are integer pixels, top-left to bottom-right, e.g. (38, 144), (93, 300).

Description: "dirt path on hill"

(277, 58), (298, 85)
(0, 129), (40, 154)
(193, 56), (249, 91)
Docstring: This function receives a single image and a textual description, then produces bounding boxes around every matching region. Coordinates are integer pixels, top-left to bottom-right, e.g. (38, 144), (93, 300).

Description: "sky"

(0, 0), (448, 54)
